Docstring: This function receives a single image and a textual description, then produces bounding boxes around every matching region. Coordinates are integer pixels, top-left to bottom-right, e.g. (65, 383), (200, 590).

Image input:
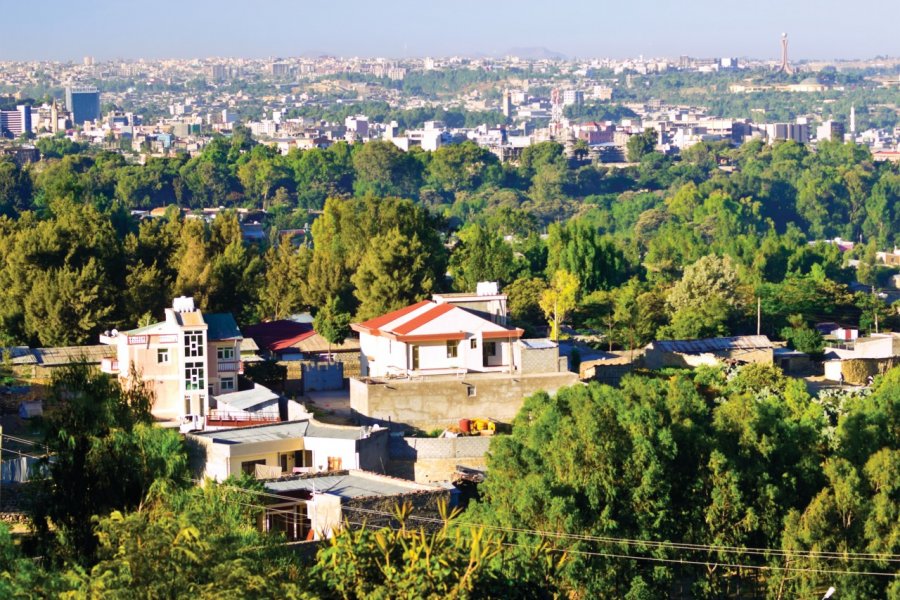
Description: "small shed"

(643, 336), (775, 370)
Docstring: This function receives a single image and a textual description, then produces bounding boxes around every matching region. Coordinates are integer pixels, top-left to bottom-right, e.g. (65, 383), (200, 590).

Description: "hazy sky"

(1, 0), (897, 61)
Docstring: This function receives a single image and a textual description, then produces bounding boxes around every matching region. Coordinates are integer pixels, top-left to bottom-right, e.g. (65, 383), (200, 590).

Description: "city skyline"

(1, 0), (898, 62)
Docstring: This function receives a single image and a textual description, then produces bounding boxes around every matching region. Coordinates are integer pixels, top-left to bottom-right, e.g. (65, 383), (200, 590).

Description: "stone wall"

(350, 371), (579, 430)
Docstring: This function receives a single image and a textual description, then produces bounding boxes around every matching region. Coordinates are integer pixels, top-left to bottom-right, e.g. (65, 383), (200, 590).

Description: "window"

(217, 346), (235, 360)
(241, 459), (266, 475)
(327, 456), (342, 471)
(157, 348), (170, 364)
(467, 385), (477, 397)
(470, 338), (477, 349)
(446, 340), (459, 358)
(184, 331), (204, 357)
(184, 361), (205, 390)
(220, 377), (235, 391)
(294, 450), (312, 468)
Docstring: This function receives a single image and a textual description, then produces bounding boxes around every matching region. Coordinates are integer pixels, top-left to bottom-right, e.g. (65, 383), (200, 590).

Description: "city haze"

(1, 0), (898, 61)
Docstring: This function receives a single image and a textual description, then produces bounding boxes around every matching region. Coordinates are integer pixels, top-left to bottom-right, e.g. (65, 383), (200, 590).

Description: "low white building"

(187, 419), (389, 481)
(352, 297), (524, 379)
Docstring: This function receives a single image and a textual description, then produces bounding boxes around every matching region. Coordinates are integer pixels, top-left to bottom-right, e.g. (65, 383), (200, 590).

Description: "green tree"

(539, 270), (579, 342)
(258, 236), (309, 320)
(661, 254), (743, 339)
(351, 140), (422, 198)
(313, 296), (352, 356)
(449, 224), (519, 292)
(32, 364), (189, 560)
(352, 227), (437, 321)
(626, 128), (657, 162)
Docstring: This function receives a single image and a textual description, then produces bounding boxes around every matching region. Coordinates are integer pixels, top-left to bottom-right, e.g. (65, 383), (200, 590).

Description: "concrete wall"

(388, 435), (492, 483)
(350, 372), (579, 429)
(519, 346), (560, 374)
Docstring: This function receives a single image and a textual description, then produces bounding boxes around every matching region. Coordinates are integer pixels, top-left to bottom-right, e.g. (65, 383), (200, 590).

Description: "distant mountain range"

(502, 47), (567, 60)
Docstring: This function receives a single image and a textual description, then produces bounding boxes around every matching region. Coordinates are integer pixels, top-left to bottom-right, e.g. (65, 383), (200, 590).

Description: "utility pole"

(756, 297), (761, 336)
(873, 286), (879, 334)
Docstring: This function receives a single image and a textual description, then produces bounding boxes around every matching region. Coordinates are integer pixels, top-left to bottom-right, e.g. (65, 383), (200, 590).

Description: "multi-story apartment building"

(0, 105), (31, 137)
(100, 297), (243, 421)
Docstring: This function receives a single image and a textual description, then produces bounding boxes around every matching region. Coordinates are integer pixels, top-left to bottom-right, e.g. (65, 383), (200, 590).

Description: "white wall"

(303, 437), (360, 472)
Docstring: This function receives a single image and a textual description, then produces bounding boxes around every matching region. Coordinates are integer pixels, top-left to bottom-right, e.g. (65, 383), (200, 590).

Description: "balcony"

(217, 360), (243, 374)
(100, 358), (119, 374)
(205, 410), (279, 428)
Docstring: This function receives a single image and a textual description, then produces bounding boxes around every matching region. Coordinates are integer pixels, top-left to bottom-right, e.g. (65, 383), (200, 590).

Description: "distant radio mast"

(778, 33), (794, 75)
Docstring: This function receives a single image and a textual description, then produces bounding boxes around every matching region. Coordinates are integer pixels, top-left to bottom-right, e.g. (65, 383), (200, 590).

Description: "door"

(411, 345), (419, 370)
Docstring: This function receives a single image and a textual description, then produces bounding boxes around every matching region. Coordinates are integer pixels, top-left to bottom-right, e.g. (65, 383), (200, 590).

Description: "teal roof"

(125, 321), (168, 336)
(203, 313), (242, 341)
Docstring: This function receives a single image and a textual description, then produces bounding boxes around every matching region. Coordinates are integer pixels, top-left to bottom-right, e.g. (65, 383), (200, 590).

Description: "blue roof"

(203, 313), (242, 341)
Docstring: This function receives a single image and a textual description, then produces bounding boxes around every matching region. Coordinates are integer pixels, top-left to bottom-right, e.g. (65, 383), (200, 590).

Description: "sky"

(1, 0), (898, 62)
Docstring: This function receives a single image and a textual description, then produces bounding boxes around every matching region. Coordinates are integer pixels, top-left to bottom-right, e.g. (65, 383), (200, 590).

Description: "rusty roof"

(650, 336), (774, 355)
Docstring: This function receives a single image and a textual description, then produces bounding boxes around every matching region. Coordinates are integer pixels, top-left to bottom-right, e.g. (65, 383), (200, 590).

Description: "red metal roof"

(391, 303), (456, 335)
(243, 320), (316, 352)
(356, 300), (432, 332)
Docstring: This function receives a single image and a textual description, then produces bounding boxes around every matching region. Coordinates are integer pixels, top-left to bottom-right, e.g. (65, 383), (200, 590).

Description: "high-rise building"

(0, 105), (32, 137)
(850, 105), (856, 135)
(816, 120), (845, 142)
(65, 86), (101, 125)
(501, 89), (513, 118)
(562, 89), (584, 107)
(209, 64), (227, 81)
(83, 56), (94, 66)
(270, 62), (290, 77)
(765, 122), (809, 144)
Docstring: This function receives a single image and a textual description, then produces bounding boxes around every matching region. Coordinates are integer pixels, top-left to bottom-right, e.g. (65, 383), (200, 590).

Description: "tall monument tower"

(850, 105), (856, 135)
(778, 33), (794, 75)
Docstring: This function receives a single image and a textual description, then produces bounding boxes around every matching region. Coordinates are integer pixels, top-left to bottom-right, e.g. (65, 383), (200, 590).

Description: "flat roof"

(520, 338), (557, 350)
(191, 418), (368, 444)
(193, 420), (311, 444)
(264, 471), (437, 499)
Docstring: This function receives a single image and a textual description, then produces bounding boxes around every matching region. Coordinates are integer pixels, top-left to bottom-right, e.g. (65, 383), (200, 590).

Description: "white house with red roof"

(352, 299), (524, 378)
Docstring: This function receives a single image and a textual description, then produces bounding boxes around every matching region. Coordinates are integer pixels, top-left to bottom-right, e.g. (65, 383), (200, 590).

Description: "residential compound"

(350, 284), (578, 428)
(100, 296), (243, 421)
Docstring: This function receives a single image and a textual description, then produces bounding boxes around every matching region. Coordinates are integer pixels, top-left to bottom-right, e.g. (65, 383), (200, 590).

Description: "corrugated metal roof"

(32, 345), (115, 366)
(194, 420), (310, 444)
(213, 385), (279, 412)
(264, 472), (432, 498)
(3, 347), (36, 365)
(240, 337), (260, 352)
(304, 423), (366, 440)
(293, 332), (361, 354)
(651, 335), (774, 354)
(124, 322), (169, 336)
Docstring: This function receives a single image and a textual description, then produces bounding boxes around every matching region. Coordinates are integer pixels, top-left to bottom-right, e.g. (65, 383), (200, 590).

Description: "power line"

(195, 479), (900, 565)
